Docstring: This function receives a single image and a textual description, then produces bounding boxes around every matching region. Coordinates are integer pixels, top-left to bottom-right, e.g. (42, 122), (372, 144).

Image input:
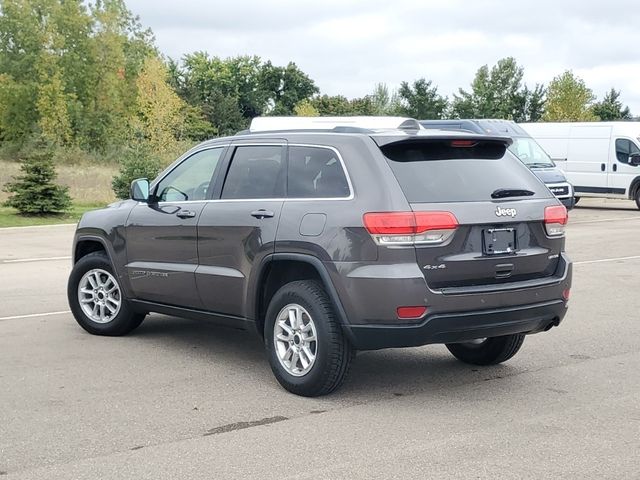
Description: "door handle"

(601, 163), (606, 171)
(251, 209), (275, 219)
(176, 210), (196, 219)
(613, 164), (617, 172)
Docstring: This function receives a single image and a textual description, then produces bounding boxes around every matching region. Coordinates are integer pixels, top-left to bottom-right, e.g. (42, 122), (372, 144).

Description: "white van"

(520, 122), (640, 209)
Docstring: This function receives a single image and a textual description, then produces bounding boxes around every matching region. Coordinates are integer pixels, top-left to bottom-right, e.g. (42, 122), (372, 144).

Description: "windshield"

(508, 137), (554, 168)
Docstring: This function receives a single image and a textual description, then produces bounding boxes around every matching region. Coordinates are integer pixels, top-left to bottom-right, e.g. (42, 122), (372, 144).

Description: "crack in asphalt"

(203, 415), (289, 436)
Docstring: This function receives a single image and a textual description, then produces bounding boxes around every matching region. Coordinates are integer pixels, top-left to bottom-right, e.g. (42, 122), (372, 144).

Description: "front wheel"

(446, 334), (525, 365)
(635, 190), (640, 210)
(264, 280), (353, 397)
(68, 252), (145, 336)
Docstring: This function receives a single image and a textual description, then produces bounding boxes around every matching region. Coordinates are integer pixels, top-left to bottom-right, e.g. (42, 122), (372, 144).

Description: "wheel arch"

(250, 253), (353, 342)
(628, 176), (640, 199)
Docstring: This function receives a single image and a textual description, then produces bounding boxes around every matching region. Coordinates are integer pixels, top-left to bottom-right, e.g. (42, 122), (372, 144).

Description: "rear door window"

(287, 146), (350, 198)
(221, 146), (285, 199)
(381, 140), (549, 203)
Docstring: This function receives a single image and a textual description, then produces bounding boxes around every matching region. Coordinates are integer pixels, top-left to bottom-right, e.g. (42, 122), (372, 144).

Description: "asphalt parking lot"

(1, 198), (639, 479)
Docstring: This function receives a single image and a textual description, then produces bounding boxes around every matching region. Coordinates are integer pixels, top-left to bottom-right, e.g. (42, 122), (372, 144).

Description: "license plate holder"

(483, 228), (516, 255)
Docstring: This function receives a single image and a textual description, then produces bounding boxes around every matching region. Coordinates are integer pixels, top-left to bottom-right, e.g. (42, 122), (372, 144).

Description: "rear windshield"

(381, 140), (549, 203)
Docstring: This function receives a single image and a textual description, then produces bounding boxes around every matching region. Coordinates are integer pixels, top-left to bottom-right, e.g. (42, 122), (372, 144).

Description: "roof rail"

(249, 116), (422, 133)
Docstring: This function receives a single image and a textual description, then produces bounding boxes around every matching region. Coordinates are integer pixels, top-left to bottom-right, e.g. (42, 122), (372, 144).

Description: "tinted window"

(381, 141), (548, 203)
(615, 139), (640, 163)
(156, 148), (223, 202)
(221, 146), (285, 199)
(288, 146), (350, 198)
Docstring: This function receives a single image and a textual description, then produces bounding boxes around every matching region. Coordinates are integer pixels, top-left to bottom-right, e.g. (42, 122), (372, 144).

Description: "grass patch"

(0, 159), (118, 205)
(0, 202), (104, 228)
(0, 157), (118, 227)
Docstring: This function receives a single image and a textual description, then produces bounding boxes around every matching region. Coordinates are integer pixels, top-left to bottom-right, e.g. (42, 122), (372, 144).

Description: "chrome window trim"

(155, 142), (354, 205)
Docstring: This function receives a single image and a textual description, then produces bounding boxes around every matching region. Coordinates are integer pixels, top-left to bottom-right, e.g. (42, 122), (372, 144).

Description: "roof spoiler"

(372, 134), (513, 147)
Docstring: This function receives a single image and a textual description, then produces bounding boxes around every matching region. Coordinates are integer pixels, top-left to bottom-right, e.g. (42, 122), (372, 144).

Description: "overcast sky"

(129, 0), (640, 114)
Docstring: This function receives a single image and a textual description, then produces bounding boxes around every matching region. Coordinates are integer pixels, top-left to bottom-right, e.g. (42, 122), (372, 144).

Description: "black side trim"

(130, 299), (253, 330)
(574, 186), (626, 195)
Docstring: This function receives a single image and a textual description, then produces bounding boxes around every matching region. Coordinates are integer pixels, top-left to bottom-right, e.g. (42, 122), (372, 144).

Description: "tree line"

(0, 0), (635, 209)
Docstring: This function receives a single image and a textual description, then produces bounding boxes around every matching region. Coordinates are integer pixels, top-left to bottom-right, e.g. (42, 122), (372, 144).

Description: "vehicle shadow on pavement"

(575, 205), (637, 211)
(129, 314), (268, 364)
(126, 314), (517, 400)
(341, 348), (519, 398)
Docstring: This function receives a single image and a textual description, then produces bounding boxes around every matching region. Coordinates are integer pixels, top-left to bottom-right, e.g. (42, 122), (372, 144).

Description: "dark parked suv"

(68, 117), (572, 396)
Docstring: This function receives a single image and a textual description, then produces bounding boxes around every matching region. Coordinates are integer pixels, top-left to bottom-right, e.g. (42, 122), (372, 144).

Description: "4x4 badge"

(495, 206), (517, 217)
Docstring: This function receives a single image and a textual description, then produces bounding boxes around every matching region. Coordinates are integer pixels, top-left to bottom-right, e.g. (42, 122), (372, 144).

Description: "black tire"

(635, 191), (640, 210)
(67, 252), (145, 336)
(573, 196), (580, 205)
(446, 334), (525, 366)
(264, 280), (353, 397)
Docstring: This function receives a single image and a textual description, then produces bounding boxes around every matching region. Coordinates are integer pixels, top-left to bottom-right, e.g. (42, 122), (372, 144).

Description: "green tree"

(36, 54), (73, 145)
(309, 94), (376, 116)
(543, 71), (597, 121)
(515, 84), (546, 122)
(111, 136), (162, 199)
(0, 0), (156, 149)
(171, 54), (318, 133)
(452, 57), (538, 120)
(3, 140), (71, 214)
(370, 83), (400, 115)
(260, 61), (319, 115)
(592, 88), (632, 121)
(396, 78), (447, 119)
(131, 56), (186, 153)
(293, 99), (320, 116)
(310, 95), (354, 115)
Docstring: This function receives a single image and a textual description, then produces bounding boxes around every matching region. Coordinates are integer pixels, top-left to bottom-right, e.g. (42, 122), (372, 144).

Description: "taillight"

(450, 140), (477, 148)
(363, 211), (458, 246)
(544, 205), (568, 237)
(397, 306), (427, 319)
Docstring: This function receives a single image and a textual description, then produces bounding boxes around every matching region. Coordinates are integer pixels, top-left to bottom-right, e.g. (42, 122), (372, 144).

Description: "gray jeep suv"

(67, 117), (572, 396)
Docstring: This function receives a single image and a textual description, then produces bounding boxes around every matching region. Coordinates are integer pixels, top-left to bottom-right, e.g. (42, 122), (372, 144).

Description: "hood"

(529, 167), (567, 184)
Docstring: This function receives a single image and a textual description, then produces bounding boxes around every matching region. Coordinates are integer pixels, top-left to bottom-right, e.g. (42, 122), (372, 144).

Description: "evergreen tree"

(3, 141), (71, 214)
(592, 88), (632, 120)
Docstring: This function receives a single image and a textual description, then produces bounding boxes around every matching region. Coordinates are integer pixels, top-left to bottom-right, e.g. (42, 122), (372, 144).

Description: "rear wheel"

(446, 334), (525, 365)
(634, 190), (640, 210)
(573, 196), (580, 205)
(68, 252), (145, 336)
(264, 280), (353, 397)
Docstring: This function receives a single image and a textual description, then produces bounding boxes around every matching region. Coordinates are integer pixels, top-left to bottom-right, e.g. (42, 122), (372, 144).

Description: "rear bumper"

(559, 196), (575, 210)
(347, 299), (568, 350)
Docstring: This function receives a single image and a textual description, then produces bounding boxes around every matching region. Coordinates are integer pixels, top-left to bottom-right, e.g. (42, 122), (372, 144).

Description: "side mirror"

(628, 153), (640, 166)
(130, 178), (150, 202)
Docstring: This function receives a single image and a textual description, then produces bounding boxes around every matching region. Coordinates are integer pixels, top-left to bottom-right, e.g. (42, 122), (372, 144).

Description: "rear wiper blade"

(491, 188), (535, 199)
